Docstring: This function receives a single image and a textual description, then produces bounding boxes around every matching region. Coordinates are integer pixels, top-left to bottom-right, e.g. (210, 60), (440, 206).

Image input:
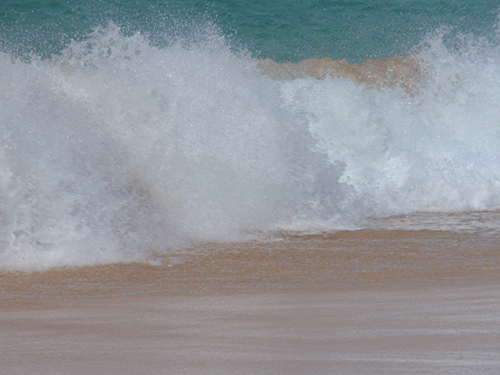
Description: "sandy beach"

(2, 229), (500, 374)
(3, 1), (500, 374)
(2, 284), (500, 374)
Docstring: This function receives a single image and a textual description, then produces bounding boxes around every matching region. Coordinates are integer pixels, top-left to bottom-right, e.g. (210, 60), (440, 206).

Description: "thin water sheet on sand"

(1, 284), (500, 375)
(1, 229), (500, 374)
(2, 228), (500, 297)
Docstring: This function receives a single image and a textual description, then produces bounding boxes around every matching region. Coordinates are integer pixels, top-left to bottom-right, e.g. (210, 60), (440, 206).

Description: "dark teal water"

(1, 0), (499, 62)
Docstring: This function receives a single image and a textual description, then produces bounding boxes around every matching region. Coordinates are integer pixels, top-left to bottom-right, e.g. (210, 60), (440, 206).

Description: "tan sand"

(1, 284), (500, 375)
(1, 230), (500, 374)
(2, 229), (500, 298)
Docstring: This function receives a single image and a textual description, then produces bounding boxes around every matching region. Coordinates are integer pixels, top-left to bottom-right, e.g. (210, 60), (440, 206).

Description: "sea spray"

(2, 23), (500, 270)
(0, 24), (318, 269)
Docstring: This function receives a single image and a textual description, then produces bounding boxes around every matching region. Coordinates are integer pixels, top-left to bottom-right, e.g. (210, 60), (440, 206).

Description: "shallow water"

(2, 212), (500, 299)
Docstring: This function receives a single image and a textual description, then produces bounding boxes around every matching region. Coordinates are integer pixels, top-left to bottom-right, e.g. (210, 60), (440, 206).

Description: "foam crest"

(0, 24), (312, 269)
(2, 24), (500, 270)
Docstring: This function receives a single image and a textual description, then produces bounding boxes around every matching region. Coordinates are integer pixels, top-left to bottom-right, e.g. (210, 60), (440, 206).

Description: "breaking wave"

(2, 23), (500, 269)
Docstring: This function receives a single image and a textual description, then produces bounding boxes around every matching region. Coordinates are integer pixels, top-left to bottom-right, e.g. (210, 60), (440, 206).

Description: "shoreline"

(2, 282), (500, 375)
(2, 229), (500, 374)
(2, 229), (500, 299)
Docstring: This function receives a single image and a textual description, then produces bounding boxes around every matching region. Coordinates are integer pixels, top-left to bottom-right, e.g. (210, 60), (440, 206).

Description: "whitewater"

(2, 22), (500, 270)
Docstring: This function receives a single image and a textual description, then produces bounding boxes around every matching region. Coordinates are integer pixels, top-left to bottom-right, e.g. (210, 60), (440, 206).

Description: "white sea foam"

(2, 23), (500, 270)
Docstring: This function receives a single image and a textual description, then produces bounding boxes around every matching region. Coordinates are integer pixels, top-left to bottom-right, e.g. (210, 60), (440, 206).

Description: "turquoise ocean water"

(2, 0), (499, 62)
(1, 1), (500, 269)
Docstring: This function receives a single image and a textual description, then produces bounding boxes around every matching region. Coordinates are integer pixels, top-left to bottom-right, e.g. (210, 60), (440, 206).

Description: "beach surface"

(2, 284), (500, 375)
(2, 229), (500, 374)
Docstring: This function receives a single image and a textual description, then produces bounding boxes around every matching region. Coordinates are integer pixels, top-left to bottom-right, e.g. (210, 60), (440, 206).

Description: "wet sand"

(2, 229), (500, 374)
(2, 229), (500, 298)
(2, 284), (500, 374)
